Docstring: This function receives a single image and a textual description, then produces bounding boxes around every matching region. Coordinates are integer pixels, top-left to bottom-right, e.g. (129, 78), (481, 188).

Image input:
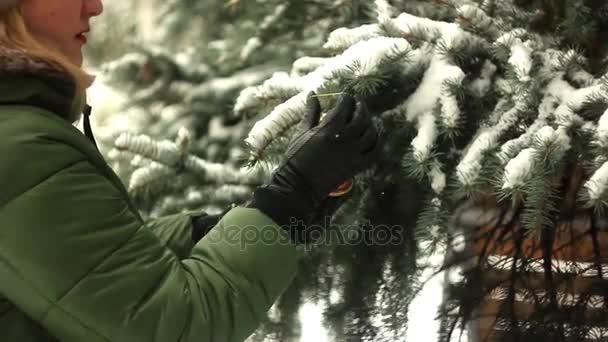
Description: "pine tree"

(96, 0), (608, 340)
(95, 1), (395, 220)
(237, 0), (608, 341)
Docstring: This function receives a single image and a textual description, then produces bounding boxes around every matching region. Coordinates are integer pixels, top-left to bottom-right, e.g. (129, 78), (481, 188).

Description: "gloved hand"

(191, 205), (233, 242)
(247, 91), (380, 244)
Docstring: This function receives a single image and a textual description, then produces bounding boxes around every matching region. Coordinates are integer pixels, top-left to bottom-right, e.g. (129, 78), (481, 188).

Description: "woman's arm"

(142, 212), (198, 259)
(0, 158), (298, 342)
(143, 208), (227, 259)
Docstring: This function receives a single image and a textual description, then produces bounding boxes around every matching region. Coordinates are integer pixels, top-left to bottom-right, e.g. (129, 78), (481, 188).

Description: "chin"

(69, 53), (84, 68)
(62, 46), (83, 67)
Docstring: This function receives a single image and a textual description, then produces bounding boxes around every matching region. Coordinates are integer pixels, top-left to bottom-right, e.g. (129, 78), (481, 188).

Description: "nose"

(84, 0), (104, 17)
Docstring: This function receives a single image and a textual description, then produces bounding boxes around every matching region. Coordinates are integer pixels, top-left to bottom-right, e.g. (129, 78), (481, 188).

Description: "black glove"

(294, 192), (353, 244)
(247, 92), (380, 244)
(191, 205), (232, 242)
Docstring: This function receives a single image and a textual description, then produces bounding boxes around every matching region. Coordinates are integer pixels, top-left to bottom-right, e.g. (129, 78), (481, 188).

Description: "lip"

(75, 32), (88, 45)
(75, 28), (89, 45)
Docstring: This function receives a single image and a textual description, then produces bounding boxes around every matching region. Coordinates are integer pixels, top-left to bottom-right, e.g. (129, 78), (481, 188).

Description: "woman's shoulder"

(0, 104), (90, 155)
(0, 105), (110, 206)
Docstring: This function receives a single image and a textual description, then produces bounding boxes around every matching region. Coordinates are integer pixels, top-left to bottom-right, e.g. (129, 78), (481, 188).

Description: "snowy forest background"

(81, 1), (608, 341)
(83, 2), (446, 341)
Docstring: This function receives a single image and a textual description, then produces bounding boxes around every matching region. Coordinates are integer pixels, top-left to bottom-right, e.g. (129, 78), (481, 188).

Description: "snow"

(597, 107), (608, 146)
(538, 48), (565, 76)
(497, 75), (575, 163)
(240, 37), (262, 61)
(207, 116), (237, 139)
(233, 87), (260, 115)
(508, 39), (533, 82)
(538, 75), (574, 119)
(375, 0), (395, 22)
(184, 154), (261, 184)
(585, 161), (608, 201)
(406, 246), (446, 342)
(292, 57), (330, 76)
(437, 60), (467, 130)
(459, 87), (530, 184)
(554, 84), (601, 127)
(314, 37), (411, 87)
(323, 4), (452, 51)
(468, 60), (497, 97)
(502, 148), (535, 189)
(246, 10), (488, 153)
(456, 5), (482, 21)
(129, 162), (173, 190)
(411, 112), (437, 162)
(582, 121), (597, 134)
(494, 28), (527, 47)
(456, 4), (494, 33)
(393, 12), (479, 51)
(571, 70), (594, 86)
(92, 5), (608, 340)
(245, 37), (411, 152)
(440, 93), (461, 130)
(329, 288), (341, 305)
(175, 127), (192, 152)
(535, 125), (557, 144)
(405, 55), (465, 122)
(115, 130), (259, 184)
(84, 74), (129, 136)
(245, 92), (308, 153)
(457, 129), (496, 185)
(401, 44), (434, 74)
(261, 4), (288, 30)
(430, 161), (446, 194)
(262, 72), (303, 96)
(115, 132), (182, 166)
(544, 49), (595, 86)
(187, 67), (274, 101)
(234, 72), (302, 115)
(323, 24), (382, 51)
(534, 125), (570, 156)
(451, 233), (466, 253)
(298, 302), (329, 342)
(497, 139), (520, 165)
(431, 197), (441, 206)
(555, 126), (571, 151)
(459, 87), (529, 185)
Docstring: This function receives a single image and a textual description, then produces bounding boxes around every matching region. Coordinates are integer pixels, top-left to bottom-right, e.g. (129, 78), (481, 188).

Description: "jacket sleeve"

(143, 212), (201, 259)
(0, 158), (299, 342)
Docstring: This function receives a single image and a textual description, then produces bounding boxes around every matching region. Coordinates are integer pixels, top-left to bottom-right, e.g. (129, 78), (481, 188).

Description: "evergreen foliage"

(237, 0), (608, 340)
(99, 0), (608, 340)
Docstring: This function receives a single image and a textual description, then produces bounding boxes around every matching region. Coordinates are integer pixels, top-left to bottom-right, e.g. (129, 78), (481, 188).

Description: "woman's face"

(20, 0), (103, 67)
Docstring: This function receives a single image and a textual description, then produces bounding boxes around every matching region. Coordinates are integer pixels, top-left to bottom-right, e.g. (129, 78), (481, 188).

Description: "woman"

(0, 1), (380, 341)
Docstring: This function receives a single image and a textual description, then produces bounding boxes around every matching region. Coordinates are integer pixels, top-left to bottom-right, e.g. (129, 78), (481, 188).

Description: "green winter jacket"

(0, 48), (299, 341)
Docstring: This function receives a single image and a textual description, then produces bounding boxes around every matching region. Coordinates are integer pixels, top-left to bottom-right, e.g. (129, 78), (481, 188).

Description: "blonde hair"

(0, 5), (91, 119)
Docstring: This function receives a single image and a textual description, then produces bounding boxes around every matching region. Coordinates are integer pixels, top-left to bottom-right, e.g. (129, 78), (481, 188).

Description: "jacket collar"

(0, 46), (77, 118)
(0, 46), (98, 148)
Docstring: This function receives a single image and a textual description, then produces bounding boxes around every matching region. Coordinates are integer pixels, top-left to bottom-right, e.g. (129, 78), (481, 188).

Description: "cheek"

(21, 5), (76, 48)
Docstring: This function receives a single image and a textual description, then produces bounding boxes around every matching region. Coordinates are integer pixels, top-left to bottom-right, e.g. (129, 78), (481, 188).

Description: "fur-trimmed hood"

(0, 46), (98, 147)
(0, 46), (72, 80)
(0, 45), (96, 145)
(0, 46), (78, 117)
